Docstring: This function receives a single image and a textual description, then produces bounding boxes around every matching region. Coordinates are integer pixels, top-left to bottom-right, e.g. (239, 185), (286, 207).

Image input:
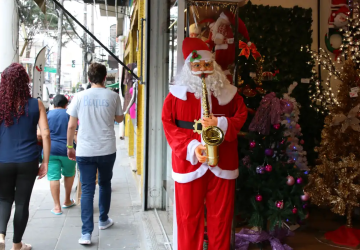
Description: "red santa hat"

(329, 6), (350, 23)
(211, 12), (250, 42)
(331, 0), (348, 7)
(182, 37), (213, 63)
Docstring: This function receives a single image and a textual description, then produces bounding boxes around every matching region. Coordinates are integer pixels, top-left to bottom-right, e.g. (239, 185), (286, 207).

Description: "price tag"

(301, 78), (311, 84)
(350, 92), (358, 98)
(249, 72), (256, 78)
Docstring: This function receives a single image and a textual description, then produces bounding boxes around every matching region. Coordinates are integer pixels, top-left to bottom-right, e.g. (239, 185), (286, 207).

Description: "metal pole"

(234, 7), (239, 87)
(186, 2), (190, 37)
(140, 18), (146, 83)
(56, 0), (64, 94)
(83, 3), (88, 84)
(51, 0), (140, 80)
(171, 22), (175, 81)
(90, 4), (95, 53)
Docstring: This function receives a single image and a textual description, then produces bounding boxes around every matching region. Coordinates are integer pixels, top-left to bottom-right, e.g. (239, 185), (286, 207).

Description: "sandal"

(62, 199), (76, 209)
(10, 242), (31, 250)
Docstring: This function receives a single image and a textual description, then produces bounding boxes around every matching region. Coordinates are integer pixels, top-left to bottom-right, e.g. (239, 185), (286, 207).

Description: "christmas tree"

(237, 89), (308, 232)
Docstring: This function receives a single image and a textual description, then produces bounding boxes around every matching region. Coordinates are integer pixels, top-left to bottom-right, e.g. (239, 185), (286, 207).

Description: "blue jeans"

(77, 153), (116, 235)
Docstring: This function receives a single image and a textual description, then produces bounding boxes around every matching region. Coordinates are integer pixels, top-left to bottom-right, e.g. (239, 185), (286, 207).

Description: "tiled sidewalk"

(2, 139), (149, 250)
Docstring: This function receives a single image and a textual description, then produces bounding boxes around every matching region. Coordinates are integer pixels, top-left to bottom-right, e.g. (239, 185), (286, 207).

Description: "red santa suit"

(162, 38), (248, 250)
(204, 12), (250, 84)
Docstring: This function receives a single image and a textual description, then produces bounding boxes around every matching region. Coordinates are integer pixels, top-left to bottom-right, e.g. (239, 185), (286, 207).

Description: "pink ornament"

(265, 164), (273, 172)
(275, 200), (284, 209)
(250, 141), (256, 149)
(255, 195), (263, 202)
(292, 207), (298, 214)
(273, 124), (281, 130)
(301, 192), (310, 201)
(286, 176), (295, 186)
(265, 149), (274, 157)
(300, 140), (305, 145)
(295, 124), (301, 129)
(296, 177), (303, 184)
(282, 100), (294, 114)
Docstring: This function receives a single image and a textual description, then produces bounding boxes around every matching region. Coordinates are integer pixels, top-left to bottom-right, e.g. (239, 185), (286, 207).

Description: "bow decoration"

(239, 41), (261, 60)
(331, 104), (360, 133)
(190, 50), (201, 63)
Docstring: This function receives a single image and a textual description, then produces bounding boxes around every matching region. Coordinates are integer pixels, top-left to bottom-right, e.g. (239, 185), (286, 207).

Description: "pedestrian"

(66, 63), (124, 245)
(44, 94), (76, 215)
(0, 63), (50, 250)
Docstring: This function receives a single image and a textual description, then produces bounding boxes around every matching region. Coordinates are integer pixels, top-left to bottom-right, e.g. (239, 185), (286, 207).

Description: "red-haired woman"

(0, 63), (51, 250)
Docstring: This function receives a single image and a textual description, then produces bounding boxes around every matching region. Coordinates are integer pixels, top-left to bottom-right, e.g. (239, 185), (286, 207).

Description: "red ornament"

(286, 176), (295, 186)
(255, 194), (263, 202)
(265, 164), (273, 172)
(250, 141), (256, 149)
(273, 124), (281, 130)
(275, 200), (284, 209)
(292, 207), (298, 214)
(300, 139), (305, 145)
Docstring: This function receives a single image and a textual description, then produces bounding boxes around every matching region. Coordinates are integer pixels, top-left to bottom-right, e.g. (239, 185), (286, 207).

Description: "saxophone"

(197, 75), (224, 166)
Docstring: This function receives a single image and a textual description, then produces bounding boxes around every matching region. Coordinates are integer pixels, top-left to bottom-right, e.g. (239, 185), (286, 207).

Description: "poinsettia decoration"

(190, 50), (202, 62)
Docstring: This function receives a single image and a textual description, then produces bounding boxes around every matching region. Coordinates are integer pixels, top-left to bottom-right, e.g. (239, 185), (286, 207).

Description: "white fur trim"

(220, 12), (230, 24)
(209, 165), (239, 179)
(216, 82), (238, 105)
(215, 44), (229, 50)
(217, 116), (228, 136)
(185, 50), (213, 63)
(169, 83), (237, 106)
(172, 164), (208, 183)
(186, 139), (201, 165)
(172, 164), (239, 183)
(169, 85), (190, 100)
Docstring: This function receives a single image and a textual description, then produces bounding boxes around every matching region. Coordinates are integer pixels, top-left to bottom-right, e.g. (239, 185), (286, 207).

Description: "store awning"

(106, 82), (119, 88)
(83, 0), (129, 6)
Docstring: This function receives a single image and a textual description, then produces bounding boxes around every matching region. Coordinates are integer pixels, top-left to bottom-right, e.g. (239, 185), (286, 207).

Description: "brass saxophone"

(198, 75), (224, 166)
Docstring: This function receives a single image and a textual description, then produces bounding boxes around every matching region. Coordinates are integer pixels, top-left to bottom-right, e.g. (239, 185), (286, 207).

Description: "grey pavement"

(2, 129), (172, 250)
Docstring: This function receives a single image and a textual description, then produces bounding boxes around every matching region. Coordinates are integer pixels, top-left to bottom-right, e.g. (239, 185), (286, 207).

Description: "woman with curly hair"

(0, 63), (51, 250)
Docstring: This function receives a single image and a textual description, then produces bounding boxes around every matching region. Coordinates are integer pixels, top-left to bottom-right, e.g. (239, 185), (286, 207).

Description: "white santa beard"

(173, 62), (229, 99)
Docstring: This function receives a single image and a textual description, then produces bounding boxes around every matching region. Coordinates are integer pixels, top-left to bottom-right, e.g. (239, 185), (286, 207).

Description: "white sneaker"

(78, 234), (91, 245)
(99, 218), (114, 230)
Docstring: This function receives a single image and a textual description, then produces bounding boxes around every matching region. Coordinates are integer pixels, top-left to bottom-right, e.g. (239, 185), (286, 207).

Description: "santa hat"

(331, 0), (348, 7)
(329, 6), (350, 23)
(211, 12), (250, 42)
(182, 37), (213, 63)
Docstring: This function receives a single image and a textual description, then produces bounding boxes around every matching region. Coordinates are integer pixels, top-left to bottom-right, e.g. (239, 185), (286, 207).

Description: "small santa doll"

(162, 38), (247, 250)
(329, 6), (350, 28)
(204, 12), (250, 84)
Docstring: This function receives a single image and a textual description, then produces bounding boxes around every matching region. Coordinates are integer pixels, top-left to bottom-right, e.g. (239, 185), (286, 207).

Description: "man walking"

(66, 63), (124, 245)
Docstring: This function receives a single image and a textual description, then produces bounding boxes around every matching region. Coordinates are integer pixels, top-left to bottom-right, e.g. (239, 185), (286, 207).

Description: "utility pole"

(56, 0), (64, 94)
(0, 0), (19, 75)
(90, 4), (95, 53)
(83, 4), (88, 84)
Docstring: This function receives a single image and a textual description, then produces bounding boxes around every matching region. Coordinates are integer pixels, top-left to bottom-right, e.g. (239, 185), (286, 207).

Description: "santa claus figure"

(329, 6), (350, 28)
(204, 12), (250, 84)
(162, 38), (247, 250)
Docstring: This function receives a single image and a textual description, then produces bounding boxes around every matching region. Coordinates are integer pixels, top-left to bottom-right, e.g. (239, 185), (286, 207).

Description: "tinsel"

(281, 82), (309, 170)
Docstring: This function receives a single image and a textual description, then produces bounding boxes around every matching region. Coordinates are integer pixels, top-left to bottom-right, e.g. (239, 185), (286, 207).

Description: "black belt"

(175, 119), (202, 130)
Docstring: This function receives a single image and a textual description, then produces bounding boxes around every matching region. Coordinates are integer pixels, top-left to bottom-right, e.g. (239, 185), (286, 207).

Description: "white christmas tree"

(281, 82), (309, 170)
